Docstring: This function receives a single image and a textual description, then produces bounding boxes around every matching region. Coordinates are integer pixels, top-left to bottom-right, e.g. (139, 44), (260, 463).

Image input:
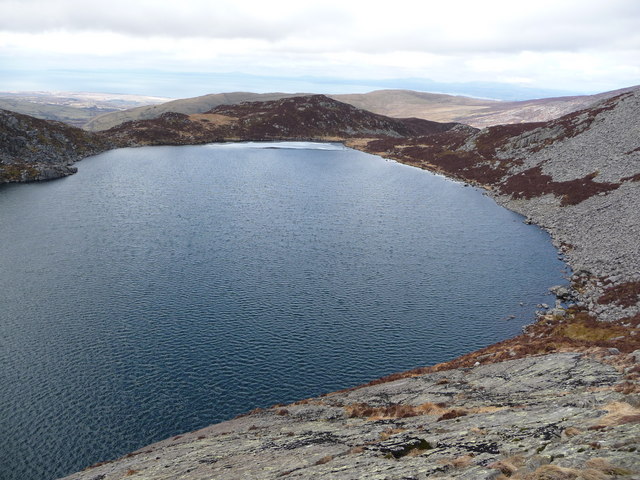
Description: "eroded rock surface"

(61, 353), (639, 479)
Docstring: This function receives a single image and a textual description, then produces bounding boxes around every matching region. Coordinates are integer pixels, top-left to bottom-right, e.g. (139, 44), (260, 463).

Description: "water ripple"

(0, 144), (567, 480)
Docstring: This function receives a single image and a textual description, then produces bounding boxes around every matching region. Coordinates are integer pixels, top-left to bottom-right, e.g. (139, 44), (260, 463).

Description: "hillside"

(103, 95), (468, 146)
(357, 89), (640, 324)
(0, 109), (109, 182)
(83, 87), (637, 132)
(335, 87), (638, 128)
(84, 92), (303, 131)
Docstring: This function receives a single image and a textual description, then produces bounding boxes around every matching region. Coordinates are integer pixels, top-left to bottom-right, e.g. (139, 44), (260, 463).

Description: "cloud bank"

(0, 0), (638, 96)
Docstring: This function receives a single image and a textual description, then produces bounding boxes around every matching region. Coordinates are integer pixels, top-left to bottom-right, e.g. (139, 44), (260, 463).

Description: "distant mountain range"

(333, 86), (639, 128)
(2, 86), (637, 132)
(85, 86), (638, 131)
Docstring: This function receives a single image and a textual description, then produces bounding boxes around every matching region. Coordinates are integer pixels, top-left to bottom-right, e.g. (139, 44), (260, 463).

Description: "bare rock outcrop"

(61, 352), (640, 479)
(0, 109), (108, 183)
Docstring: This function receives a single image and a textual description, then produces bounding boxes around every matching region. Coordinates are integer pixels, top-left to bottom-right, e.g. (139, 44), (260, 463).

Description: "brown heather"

(597, 281), (640, 308)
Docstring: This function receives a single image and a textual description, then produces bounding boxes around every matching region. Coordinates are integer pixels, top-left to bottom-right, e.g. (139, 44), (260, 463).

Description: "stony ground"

(63, 352), (640, 480)
(489, 91), (640, 323)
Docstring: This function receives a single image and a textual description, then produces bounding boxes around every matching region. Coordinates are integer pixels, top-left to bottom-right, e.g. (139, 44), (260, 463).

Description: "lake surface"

(0, 142), (568, 479)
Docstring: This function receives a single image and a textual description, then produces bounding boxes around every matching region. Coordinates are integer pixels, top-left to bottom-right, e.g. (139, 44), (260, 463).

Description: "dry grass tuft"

(498, 456), (634, 479)
(379, 427), (406, 441)
(490, 460), (519, 476)
(437, 409), (468, 421)
(489, 455), (525, 476)
(314, 455), (333, 466)
(562, 427), (582, 437)
(585, 458), (633, 475)
(593, 402), (640, 428)
(445, 454), (475, 468)
(503, 464), (596, 480)
(614, 381), (640, 394)
(345, 401), (446, 420)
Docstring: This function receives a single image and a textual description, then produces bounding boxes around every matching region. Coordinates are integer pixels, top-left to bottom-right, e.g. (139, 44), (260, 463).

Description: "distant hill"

(83, 87), (638, 131)
(103, 94), (467, 147)
(333, 87), (639, 127)
(0, 92), (170, 128)
(0, 98), (114, 128)
(84, 92), (304, 131)
(333, 90), (499, 124)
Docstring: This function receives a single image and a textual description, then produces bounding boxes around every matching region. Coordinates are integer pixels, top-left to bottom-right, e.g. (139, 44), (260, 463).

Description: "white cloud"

(0, 0), (638, 95)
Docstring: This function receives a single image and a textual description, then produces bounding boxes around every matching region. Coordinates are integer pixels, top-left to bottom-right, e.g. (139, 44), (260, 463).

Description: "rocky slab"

(61, 353), (639, 479)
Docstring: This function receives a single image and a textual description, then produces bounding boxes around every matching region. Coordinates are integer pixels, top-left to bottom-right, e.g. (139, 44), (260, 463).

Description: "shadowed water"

(0, 142), (567, 479)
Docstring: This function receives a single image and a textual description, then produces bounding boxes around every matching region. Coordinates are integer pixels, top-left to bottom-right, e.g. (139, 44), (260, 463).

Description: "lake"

(0, 142), (568, 479)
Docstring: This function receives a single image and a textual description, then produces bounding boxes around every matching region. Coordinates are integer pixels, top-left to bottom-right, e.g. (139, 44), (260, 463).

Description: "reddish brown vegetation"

(346, 403), (421, 419)
(498, 167), (620, 206)
(437, 409), (468, 422)
(598, 281), (640, 308)
(363, 128), (516, 186)
(473, 123), (544, 156)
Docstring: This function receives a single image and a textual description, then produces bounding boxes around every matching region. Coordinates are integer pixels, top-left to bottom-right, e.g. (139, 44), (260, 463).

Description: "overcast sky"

(1, 0), (639, 98)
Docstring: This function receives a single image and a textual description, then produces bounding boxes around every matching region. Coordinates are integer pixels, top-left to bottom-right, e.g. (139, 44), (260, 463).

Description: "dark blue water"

(0, 142), (567, 479)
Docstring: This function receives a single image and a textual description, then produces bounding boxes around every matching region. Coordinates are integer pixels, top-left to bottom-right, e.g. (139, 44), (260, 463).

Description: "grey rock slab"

(60, 353), (639, 480)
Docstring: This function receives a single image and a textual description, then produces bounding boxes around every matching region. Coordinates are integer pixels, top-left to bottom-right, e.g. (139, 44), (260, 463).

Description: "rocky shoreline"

(0, 109), (109, 183)
(62, 355), (639, 480)
(351, 89), (640, 327)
